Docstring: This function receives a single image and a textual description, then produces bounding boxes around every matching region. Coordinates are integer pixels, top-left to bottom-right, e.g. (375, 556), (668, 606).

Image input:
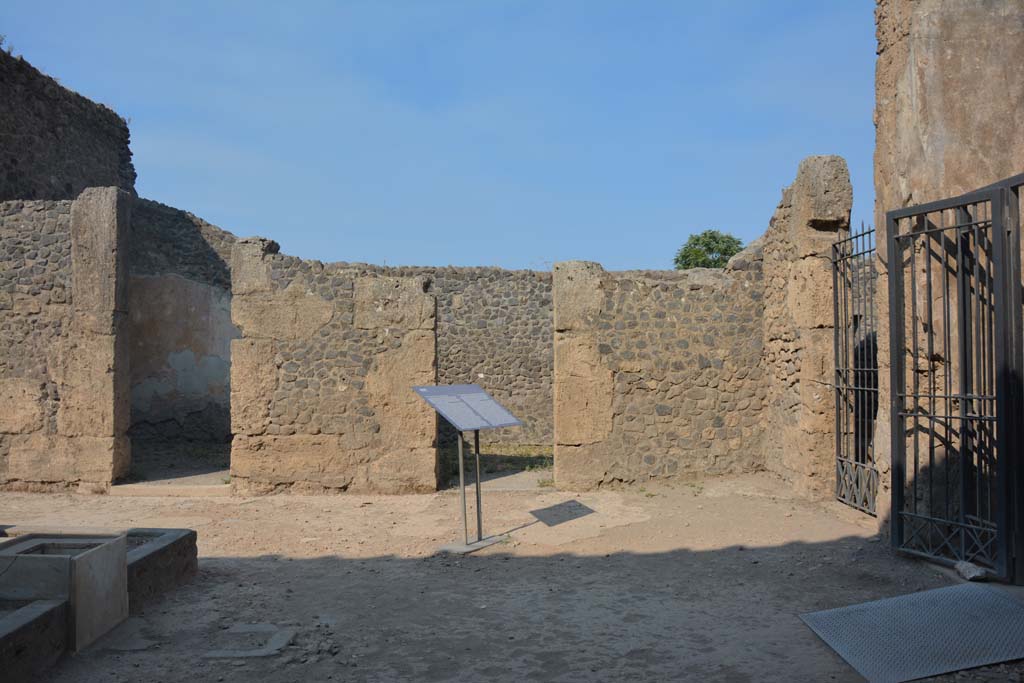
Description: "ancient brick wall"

(229, 240), (438, 494)
(552, 257), (765, 490)
(126, 199), (238, 444)
(0, 188), (132, 491)
(760, 156), (852, 498)
(0, 52), (135, 201)
(317, 264), (553, 451)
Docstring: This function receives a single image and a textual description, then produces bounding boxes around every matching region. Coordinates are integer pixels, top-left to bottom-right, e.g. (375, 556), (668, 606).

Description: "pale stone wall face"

(127, 199), (238, 443)
(761, 156), (852, 498)
(318, 264), (553, 452)
(228, 241), (439, 494)
(552, 258), (766, 490)
(873, 0), (1024, 522)
(551, 157), (849, 493)
(0, 188), (132, 491)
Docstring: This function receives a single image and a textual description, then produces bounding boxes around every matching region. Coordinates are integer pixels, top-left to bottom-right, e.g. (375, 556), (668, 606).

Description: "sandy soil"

(2, 472), (1021, 682)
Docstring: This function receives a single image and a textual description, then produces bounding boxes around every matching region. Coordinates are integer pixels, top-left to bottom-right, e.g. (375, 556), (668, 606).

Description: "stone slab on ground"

(438, 535), (510, 555)
(204, 623), (297, 658)
(110, 483), (231, 498)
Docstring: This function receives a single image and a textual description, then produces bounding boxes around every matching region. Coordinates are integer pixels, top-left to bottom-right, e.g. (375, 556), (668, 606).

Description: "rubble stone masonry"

(551, 156), (851, 491)
(320, 264), (553, 451)
(229, 240), (439, 494)
(0, 52), (135, 201)
(0, 188), (132, 491)
(760, 156), (852, 498)
(551, 257), (766, 490)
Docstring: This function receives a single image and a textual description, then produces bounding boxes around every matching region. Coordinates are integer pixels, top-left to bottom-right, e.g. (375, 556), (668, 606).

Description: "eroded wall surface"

(761, 156), (852, 498)
(0, 188), (132, 490)
(0, 52), (135, 201)
(552, 258), (765, 490)
(551, 156), (848, 493)
(322, 264), (553, 451)
(127, 199), (237, 443)
(229, 240), (438, 494)
(873, 0), (1024, 520)
(430, 267), (553, 451)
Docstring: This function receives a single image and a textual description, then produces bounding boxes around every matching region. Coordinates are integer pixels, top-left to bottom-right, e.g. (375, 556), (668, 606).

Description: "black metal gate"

(833, 225), (879, 514)
(887, 174), (1024, 582)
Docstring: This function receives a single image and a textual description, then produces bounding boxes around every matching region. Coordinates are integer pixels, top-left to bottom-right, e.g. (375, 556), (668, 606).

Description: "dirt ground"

(3, 472), (1022, 682)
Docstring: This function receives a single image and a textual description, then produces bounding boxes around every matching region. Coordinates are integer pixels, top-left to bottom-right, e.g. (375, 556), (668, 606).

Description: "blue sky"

(1, 1), (876, 270)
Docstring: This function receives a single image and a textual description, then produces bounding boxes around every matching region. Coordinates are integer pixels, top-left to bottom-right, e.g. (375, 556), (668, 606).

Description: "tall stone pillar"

(7, 187), (134, 490)
(760, 156), (853, 498)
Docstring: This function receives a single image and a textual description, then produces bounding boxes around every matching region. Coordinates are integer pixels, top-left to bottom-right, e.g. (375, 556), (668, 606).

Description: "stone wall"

(550, 156), (848, 493)
(0, 188), (132, 491)
(760, 156), (852, 497)
(429, 267), (553, 451)
(552, 257), (765, 490)
(0, 200), (73, 462)
(127, 199), (237, 443)
(229, 240), (438, 494)
(0, 52), (135, 201)
(318, 264), (553, 451)
(873, 0), (1024, 521)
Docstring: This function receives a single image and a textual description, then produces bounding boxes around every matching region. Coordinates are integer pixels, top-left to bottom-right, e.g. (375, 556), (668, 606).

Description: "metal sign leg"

(474, 429), (483, 542)
(457, 432), (468, 545)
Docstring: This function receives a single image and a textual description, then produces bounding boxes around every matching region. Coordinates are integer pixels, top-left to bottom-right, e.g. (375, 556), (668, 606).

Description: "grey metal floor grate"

(801, 583), (1024, 682)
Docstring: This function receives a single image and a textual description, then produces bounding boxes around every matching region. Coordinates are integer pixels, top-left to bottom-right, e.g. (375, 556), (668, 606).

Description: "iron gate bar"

(886, 174), (1024, 583)
(833, 224), (879, 514)
(1005, 181), (1024, 585)
(991, 188), (1011, 578)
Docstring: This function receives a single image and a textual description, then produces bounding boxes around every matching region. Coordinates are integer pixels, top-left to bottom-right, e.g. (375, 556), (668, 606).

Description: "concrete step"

(109, 483), (231, 498)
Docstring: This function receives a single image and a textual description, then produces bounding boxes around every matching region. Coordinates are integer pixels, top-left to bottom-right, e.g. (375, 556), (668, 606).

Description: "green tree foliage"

(674, 229), (744, 270)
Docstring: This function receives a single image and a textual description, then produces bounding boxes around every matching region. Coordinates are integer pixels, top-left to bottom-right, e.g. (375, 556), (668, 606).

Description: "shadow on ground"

(46, 534), (1015, 682)
(122, 440), (231, 485)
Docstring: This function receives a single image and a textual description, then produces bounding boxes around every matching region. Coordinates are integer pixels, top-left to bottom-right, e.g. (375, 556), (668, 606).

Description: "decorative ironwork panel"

(886, 174), (1024, 582)
(833, 225), (879, 514)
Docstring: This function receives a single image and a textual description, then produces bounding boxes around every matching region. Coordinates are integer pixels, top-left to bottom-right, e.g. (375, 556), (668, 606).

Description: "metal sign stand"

(456, 429), (483, 545)
(412, 384), (522, 555)
(446, 428), (504, 554)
